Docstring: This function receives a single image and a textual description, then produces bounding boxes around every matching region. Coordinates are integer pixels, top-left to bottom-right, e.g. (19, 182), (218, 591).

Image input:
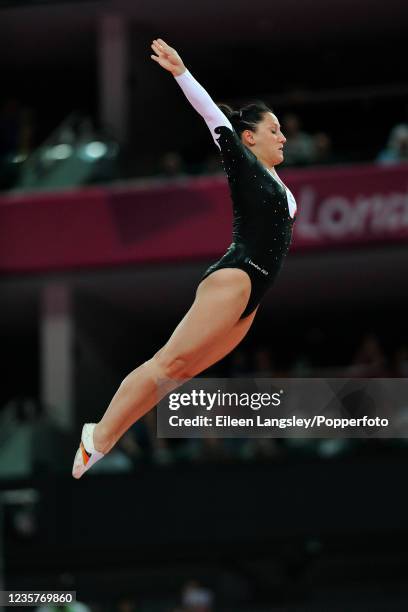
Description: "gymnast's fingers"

(151, 41), (165, 56)
(157, 38), (173, 53)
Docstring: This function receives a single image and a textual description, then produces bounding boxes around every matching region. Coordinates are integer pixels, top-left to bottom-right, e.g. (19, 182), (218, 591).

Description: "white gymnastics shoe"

(72, 423), (104, 479)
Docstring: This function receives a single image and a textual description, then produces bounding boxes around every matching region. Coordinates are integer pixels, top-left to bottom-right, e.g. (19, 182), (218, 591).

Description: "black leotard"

(201, 125), (296, 317)
(174, 70), (297, 318)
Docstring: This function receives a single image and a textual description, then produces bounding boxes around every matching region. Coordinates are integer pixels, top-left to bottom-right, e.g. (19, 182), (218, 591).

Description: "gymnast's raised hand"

(151, 38), (186, 77)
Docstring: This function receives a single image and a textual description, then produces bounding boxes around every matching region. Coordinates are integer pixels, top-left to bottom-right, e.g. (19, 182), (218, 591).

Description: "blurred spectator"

(312, 132), (337, 165)
(377, 124), (408, 165)
(77, 117), (96, 145)
(201, 152), (223, 175)
(158, 151), (186, 178)
(347, 333), (389, 377)
(11, 504), (37, 539)
(116, 596), (137, 612)
(392, 345), (408, 377)
(0, 98), (31, 158)
(227, 348), (251, 377)
(252, 347), (274, 376)
(282, 113), (315, 166)
(2, 394), (42, 422)
(0, 98), (34, 189)
(198, 436), (229, 461)
(181, 580), (214, 612)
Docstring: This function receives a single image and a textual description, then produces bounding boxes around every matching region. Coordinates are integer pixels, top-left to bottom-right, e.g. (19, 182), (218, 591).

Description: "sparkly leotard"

(175, 70), (297, 318)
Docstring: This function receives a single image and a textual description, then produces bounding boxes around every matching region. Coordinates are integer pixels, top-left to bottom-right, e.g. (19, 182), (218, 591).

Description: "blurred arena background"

(1, 0), (408, 610)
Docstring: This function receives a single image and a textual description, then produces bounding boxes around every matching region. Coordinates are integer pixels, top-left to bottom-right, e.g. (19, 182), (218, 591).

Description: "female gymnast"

(73, 38), (297, 478)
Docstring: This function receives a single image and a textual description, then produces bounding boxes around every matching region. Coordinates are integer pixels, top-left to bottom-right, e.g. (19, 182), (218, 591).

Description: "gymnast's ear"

(241, 129), (255, 146)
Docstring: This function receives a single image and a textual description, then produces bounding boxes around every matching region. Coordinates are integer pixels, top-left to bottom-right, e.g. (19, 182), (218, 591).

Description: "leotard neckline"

(265, 167), (297, 219)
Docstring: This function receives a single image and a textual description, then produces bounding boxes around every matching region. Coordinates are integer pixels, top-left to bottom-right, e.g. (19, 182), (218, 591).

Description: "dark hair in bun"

(217, 101), (273, 137)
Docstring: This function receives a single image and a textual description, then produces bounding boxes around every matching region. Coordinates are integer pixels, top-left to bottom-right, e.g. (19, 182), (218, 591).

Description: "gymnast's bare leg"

(94, 268), (255, 453)
(72, 269), (258, 477)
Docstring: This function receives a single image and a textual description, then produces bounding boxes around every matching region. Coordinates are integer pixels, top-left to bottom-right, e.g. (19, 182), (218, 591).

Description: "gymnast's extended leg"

(73, 268), (258, 476)
(93, 269), (253, 452)
(96, 301), (258, 452)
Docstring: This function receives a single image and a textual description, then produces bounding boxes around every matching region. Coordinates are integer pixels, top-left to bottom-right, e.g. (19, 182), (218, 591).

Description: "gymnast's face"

(242, 112), (286, 166)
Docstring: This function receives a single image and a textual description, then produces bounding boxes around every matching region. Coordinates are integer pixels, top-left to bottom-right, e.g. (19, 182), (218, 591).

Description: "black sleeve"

(214, 125), (257, 175)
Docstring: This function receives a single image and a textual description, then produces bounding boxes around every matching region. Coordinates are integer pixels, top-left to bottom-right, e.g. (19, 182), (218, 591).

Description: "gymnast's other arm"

(150, 38), (232, 147)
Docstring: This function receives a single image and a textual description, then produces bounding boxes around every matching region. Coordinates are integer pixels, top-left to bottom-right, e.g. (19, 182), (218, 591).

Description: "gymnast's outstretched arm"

(151, 38), (232, 147)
